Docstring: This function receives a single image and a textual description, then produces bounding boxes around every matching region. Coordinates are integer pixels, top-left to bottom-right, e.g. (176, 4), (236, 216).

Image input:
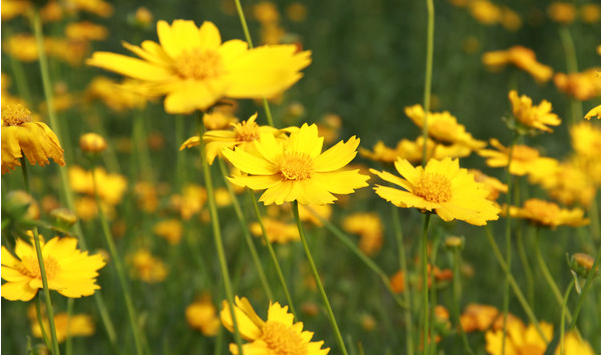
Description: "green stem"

(216, 159), (274, 300)
(516, 228), (535, 306)
(5, 27), (33, 105)
(65, 298), (74, 355)
(391, 206), (414, 354)
(133, 109), (155, 183)
(20, 159), (61, 355)
(35, 294), (52, 351)
(569, 253), (600, 330)
(559, 283), (573, 355)
(249, 191), (297, 317)
(304, 206), (407, 309)
(176, 115), (187, 190)
(452, 249), (474, 355)
(428, 233), (439, 355)
(558, 26), (581, 124)
(533, 229), (573, 323)
(196, 115), (244, 355)
(293, 201), (348, 355)
(421, 0), (435, 167)
(91, 168), (145, 355)
(420, 213), (431, 355)
(484, 225), (549, 343)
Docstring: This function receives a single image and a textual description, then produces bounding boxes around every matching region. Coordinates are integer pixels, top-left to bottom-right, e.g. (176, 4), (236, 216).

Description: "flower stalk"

(420, 213), (431, 355)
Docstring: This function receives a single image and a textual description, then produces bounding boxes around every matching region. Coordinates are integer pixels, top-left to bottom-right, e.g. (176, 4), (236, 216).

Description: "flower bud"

(80, 133), (107, 153)
(445, 235), (464, 250)
(50, 208), (78, 226)
(569, 253), (597, 277)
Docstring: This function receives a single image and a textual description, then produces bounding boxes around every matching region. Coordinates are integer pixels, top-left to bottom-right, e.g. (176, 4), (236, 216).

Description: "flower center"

(512, 145), (539, 161)
(277, 152), (313, 181)
(19, 255), (60, 280)
(523, 199), (559, 222)
(175, 49), (223, 80)
(234, 121), (260, 142)
(414, 173), (452, 203)
(1, 104), (32, 126)
(261, 321), (308, 355)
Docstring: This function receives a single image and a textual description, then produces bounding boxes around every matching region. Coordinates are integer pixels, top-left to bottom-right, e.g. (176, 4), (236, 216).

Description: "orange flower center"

(261, 321), (308, 355)
(414, 173), (452, 203)
(175, 49), (223, 80)
(234, 121), (260, 142)
(523, 199), (559, 223)
(19, 255), (60, 280)
(1, 104), (32, 126)
(277, 152), (313, 181)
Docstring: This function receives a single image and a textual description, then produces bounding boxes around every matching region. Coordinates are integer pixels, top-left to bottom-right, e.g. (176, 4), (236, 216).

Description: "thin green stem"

(91, 168), (144, 355)
(452, 249), (474, 355)
(421, 0), (435, 167)
(559, 283), (573, 355)
(428, 233), (439, 355)
(216, 159), (274, 300)
(5, 27), (33, 105)
(533, 229), (573, 323)
(484, 225), (549, 343)
(175, 115), (187, 190)
(20, 159), (61, 355)
(391, 206), (414, 354)
(293, 201), (348, 355)
(420, 213), (431, 355)
(569, 253), (600, 330)
(65, 298), (74, 355)
(196, 115), (244, 355)
(133, 109), (155, 183)
(558, 26), (581, 124)
(516, 228), (534, 306)
(249, 191), (297, 317)
(35, 294), (52, 351)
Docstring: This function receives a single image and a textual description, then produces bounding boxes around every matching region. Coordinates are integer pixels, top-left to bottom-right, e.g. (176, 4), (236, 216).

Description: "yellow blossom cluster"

(482, 46), (554, 83)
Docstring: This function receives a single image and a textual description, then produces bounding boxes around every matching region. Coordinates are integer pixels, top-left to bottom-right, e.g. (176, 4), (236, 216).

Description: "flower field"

(1, 0), (600, 354)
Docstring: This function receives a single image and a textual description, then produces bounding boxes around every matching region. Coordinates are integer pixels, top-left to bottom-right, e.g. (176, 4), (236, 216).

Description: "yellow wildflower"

(469, 0), (501, 25)
(202, 106), (239, 130)
(87, 20), (311, 114)
(478, 138), (558, 177)
(297, 204), (332, 227)
(390, 270), (406, 293)
(186, 293), (220, 336)
(220, 296), (330, 355)
(1, 104), (65, 174)
(584, 105), (601, 120)
(508, 90), (561, 132)
(342, 213), (384, 256)
(170, 184), (208, 220)
(135, 181), (159, 213)
(286, 3), (307, 22)
(1, 234), (105, 301)
(250, 217), (299, 244)
(134, 7), (153, 27)
(154, 219), (183, 245)
(500, 7), (522, 31)
(581, 4), (601, 23)
(85, 76), (148, 112)
(68, 166), (127, 205)
(3, 34), (39, 62)
(67, 0), (113, 17)
(548, 2), (577, 24)
(508, 198), (590, 228)
(65, 21), (108, 41)
(79, 132), (108, 153)
(459, 304), (499, 333)
(253, 1), (280, 24)
(571, 122), (601, 160)
(554, 68), (601, 101)
(482, 46), (553, 83)
(1, 0), (31, 20)
(537, 160), (597, 207)
(128, 249), (168, 283)
(32, 313), (95, 343)
(225, 123), (369, 205)
(467, 169), (507, 201)
(371, 157), (500, 225)
(360, 137), (471, 164)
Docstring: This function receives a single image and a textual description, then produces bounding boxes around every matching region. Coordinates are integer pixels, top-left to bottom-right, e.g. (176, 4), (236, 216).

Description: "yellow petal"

(87, 52), (173, 81)
(313, 136), (360, 172)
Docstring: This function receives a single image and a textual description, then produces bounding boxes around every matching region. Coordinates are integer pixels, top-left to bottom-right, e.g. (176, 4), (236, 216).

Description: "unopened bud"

(50, 208), (77, 226)
(569, 253), (597, 277)
(80, 133), (107, 153)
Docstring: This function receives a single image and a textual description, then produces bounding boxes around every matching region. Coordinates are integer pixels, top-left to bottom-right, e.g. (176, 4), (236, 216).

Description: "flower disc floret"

(414, 173), (452, 203)
(278, 152), (314, 180)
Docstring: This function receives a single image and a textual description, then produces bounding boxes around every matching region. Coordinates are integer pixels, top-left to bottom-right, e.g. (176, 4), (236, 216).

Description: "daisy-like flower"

(507, 198), (590, 228)
(360, 137), (471, 164)
(68, 166), (127, 205)
(223, 123), (369, 205)
(1, 234), (106, 301)
(1, 104), (65, 174)
(508, 90), (560, 132)
(249, 217), (300, 244)
(32, 312), (95, 343)
(370, 157), (500, 226)
(477, 138), (558, 176)
(220, 296), (329, 355)
(186, 293), (221, 336)
(554, 68), (601, 101)
(482, 45), (554, 83)
(404, 105), (487, 150)
(342, 213), (384, 256)
(87, 20), (311, 114)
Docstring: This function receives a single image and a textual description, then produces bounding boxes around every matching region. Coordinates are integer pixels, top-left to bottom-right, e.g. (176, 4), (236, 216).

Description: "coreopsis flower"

(469, 0), (501, 25)
(169, 184), (207, 220)
(371, 157), (500, 226)
(85, 76), (148, 112)
(467, 169), (507, 201)
(253, 1), (280, 24)
(68, 166), (127, 205)
(65, 21), (108, 41)
(548, 2), (577, 24)
(482, 46), (554, 83)
(3, 34), (39, 61)
(581, 4), (601, 23)
(569, 253), (597, 277)
(536, 160), (597, 207)
(134, 7), (153, 27)
(79, 132), (108, 153)
(459, 304), (499, 332)
(220, 296), (330, 355)
(360, 137), (471, 164)
(404, 105), (486, 150)
(87, 20), (311, 114)
(477, 138), (558, 176)
(286, 3), (307, 22)
(249, 217), (299, 244)
(135, 181), (159, 213)
(571, 122), (601, 161)
(202, 107), (239, 130)
(224, 123), (369, 205)
(584, 105), (601, 120)
(486, 320), (594, 355)
(500, 7), (522, 31)
(554, 68), (601, 101)
(154, 219), (183, 245)
(508, 90), (561, 132)
(186, 293), (220, 336)
(32, 313), (95, 342)
(45, 38), (90, 66)
(1, 0), (31, 20)
(1, 234), (105, 301)
(68, 0), (113, 17)
(1, 104), (65, 174)
(508, 198), (590, 228)
(297, 204), (332, 227)
(342, 213), (384, 256)
(127, 249), (168, 283)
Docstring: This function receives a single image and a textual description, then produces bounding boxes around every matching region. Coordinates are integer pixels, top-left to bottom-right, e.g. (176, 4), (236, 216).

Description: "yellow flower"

(508, 90), (561, 132)
(3, 34), (39, 61)
(508, 198), (590, 228)
(469, 0), (501, 25)
(87, 20), (311, 114)
(220, 296), (330, 355)
(68, 166), (127, 205)
(32, 313), (95, 343)
(224, 123), (369, 205)
(253, 1), (280, 24)
(297, 204), (332, 227)
(85, 76), (148, 112)
(154, 219), (183, 245)
(65, 21), (108, 41)
(286, 3), (307, 22)
(584, 105), (601, 120)
(554, 68), (601, 101)
(127, 249), (168, 283)
(581, 4), (601, 23)
(467, 169), (507, 201)
(548, 2), (576, 24)
(67, 0), (113, 18)
(79, 132), (108, 153)
(459, 304), (499, 333)
(477, 138), (558, 176)
(250, 217), (299, 244)
(342, 213), (384, 256)
(1, 234), (105, 301)
(186, 293), (220, 336)
(482, 46), (553, 83)
(404, 105), (486, 150)
(571, 122), (601, 160)
(500, 7), (522, 31)
(371, 157), (500, 225)
(203, 106), (239, 130)
(135, 181), (159, 213)
(134, 7), (153, 27)
(360, 137), (471, 164)
(170, 184), (207, 220)
(1, 104), (65, 174)
(536, 160), (596, 207)
(1, 0), (31, 21)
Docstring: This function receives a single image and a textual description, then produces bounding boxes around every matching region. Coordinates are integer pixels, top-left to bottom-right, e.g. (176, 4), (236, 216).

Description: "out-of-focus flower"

(66, 0), (113, 17)
(507, 198), (589, 228)
(1, 233), (105, 301)
(469, 0), (501, 25)
(260, 23), (286, 45)
(80, 132), (108, 153)
(467, 169), (507, 201)
(2, 104), (65, 174)
(154, 219), (183, 245)
(342, 213), (384, 256)
(250, 217), (299, 244)
(508, 90), (560, 132)
(571, 122), (601, 161)
(478, 138), (558, 177)
(286, 3), (307, 22)
(32, 313), (95, 343)
(536, 159), (597, 207)
(459, 304), (499, 332)
(135, 182), (159, 213)
(214, 187), (233, 207)
(186, 293), (220, 336)
(360, 137), (471, 164)
(253, 1), (280, 24)
(581, 4), (601, 23)
(297, 204), (332, 226)
(548, 2), (577, 24)
(87, 20), (311, 114)
(482, 46), (554, 83)
(371, 157), (500, 225)
(69, 166), (127, 205)
(1, 0), (31, 20)
(170, 184), (207, 220)
(554, 68), (601, 101)
(404, 105), (486, 150)
(134, 7), (153, 27)
(3, 34), (39, 62)
(5, 190), (40, 220)
(203, 106), (239, 130)
(40, 1), (64, 23)
(500, 7), (522, 31)
(65, 21), (108, 41)
(85, 76), (148, 112)
(128, 249), (168, 283)
(390, 270), (405, 293)
(220, 296), (330, 355)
